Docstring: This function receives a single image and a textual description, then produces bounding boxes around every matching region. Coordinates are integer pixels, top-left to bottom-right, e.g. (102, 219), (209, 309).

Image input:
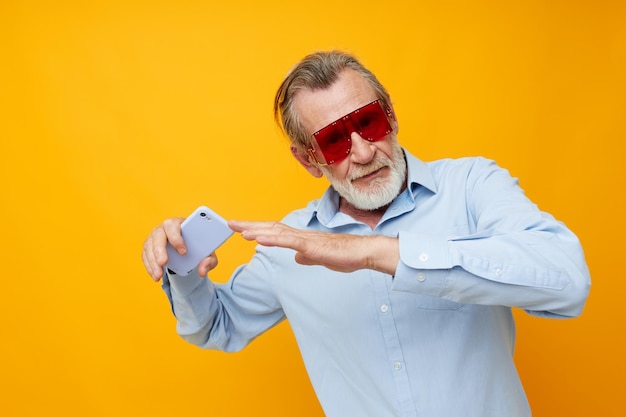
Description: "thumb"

(197, 254), (219, 277)
(294, 252), (316, 266)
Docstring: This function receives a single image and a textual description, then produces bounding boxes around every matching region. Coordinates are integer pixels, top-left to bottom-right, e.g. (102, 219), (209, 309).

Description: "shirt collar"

(404, 150), (437, 195)
(310, 148), (438, 227)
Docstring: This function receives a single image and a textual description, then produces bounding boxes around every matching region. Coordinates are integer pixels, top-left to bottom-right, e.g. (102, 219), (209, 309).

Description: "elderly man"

(142, 51), (590, 417)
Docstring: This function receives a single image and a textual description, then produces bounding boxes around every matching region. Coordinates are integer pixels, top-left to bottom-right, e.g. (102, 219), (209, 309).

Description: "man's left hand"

(228, 220), (399, 275)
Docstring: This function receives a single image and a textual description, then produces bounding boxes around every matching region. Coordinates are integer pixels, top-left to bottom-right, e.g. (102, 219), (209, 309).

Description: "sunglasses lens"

(354, 101), (392, 141)
(310, 100), (393, 165)
(312, 122), (351, 165)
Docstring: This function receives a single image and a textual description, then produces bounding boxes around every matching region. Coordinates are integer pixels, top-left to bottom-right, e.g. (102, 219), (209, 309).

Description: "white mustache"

(348, 157), (391, 182)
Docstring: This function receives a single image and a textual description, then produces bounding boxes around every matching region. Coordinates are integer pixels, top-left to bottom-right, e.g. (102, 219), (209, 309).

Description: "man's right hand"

(141, 217), (218, 282)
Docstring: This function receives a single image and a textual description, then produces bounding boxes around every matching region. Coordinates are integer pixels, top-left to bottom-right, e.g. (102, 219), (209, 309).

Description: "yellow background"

(1, 0), (624, 416)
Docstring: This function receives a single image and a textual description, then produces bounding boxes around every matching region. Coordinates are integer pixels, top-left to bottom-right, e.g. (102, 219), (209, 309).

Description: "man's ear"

(290, 144), (324, 178)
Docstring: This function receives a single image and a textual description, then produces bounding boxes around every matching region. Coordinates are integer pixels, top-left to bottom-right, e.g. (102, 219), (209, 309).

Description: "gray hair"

(273, 51), (393, 147)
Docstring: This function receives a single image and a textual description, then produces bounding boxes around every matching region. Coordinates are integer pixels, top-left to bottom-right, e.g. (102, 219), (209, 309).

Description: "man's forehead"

(293, 70), (378, 130)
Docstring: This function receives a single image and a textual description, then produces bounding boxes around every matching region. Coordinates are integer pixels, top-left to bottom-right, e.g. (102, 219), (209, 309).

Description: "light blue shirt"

(162, 151), (590, 417)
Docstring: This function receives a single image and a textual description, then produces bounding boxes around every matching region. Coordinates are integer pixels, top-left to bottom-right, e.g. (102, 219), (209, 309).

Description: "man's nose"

(349, 131), (376, 164)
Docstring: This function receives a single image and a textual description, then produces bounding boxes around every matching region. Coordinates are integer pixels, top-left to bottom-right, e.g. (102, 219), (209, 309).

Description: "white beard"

(320, 139), (407, 211)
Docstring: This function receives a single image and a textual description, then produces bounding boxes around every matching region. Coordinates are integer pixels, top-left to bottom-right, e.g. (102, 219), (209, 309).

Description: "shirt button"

(417, 272), (426, 282)
(380, 304), (389, 313)
(419, 253), (429, 262)
(493, 268), (503, 276)
(393, 362), (403, 371)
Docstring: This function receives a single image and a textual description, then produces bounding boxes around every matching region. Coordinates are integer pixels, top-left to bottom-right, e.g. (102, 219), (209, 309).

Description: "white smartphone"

(165, 205), (234, 276)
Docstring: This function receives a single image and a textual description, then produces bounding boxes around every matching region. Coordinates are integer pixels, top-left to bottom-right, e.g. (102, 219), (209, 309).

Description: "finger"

(148, 226), (170, 265)
(142, 233), (160, 274)
(142, 245), (163, 281)
(227, 219), (246, 232)
(197, 254), (219, 277)
(294, 252), (316, 266)
(228, 220), (278, 233)
(254, 228), (307, 251)
(231, 222), (283, 242)
(162, 217), (186, 256)
(228, 220), (308, 251)
(253, 230), (294, 246)
(294, 249), (354, 273)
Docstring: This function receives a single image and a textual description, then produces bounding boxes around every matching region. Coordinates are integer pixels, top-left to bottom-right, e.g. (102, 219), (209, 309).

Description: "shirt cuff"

(163, 267), (206, 298)
(392, 231), (454, 296)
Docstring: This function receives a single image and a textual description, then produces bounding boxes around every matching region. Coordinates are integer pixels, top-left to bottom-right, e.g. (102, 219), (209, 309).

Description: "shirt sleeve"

(161, 249), (286, 352)
(392, 158), (591, 318)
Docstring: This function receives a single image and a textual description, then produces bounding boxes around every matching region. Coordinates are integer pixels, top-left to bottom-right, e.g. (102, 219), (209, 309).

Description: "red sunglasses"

(307, 99), (393, 165)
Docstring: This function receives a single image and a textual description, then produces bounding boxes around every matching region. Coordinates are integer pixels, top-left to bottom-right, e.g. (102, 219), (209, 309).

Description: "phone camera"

(200, 212), (207, 217)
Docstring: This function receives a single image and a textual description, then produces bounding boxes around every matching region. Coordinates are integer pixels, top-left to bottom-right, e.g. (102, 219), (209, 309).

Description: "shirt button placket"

(371, 273), (417, 416)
